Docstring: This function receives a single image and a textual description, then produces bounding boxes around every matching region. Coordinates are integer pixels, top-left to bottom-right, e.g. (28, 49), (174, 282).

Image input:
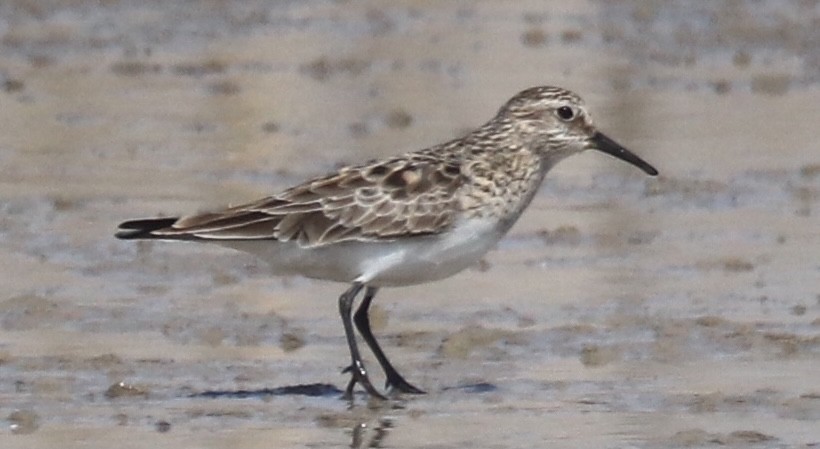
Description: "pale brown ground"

(0, 1), (818, 448)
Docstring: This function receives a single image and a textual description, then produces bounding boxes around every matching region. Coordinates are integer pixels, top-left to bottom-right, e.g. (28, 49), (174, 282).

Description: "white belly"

(220, 217), (504, 287)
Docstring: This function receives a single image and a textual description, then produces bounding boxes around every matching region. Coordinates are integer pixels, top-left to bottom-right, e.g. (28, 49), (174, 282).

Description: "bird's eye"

(556, 106), (575, 121)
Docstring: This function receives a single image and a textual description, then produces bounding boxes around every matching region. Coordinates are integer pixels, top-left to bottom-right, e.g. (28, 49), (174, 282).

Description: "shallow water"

(0, 1), (818, 448)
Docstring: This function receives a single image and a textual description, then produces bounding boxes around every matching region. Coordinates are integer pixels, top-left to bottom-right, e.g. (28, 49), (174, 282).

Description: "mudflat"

(0, 1), (817, 448)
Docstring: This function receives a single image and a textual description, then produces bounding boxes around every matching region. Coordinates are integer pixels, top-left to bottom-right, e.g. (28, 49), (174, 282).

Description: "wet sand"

(0, 1), (818, 448)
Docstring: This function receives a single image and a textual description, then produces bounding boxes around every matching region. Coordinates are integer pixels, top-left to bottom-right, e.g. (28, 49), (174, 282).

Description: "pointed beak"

(589, 131), (658, 176)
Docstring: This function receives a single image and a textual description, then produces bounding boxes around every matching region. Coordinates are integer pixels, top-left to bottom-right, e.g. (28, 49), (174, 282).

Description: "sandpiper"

(116, 86), (658, 399)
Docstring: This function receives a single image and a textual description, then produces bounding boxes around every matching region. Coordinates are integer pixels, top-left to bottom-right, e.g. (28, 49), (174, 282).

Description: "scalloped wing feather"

(149, 157), (464, 248)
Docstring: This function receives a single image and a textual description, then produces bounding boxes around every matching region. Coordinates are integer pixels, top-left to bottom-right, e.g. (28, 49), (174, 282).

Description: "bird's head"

(496, 86), (658, 176)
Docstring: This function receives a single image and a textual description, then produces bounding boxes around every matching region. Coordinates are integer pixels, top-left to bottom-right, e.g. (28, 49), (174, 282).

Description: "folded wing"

(116, 156), (464, 248)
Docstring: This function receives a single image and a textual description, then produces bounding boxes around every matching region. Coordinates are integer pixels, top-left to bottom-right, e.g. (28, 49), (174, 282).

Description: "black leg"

(339, 282), (386, 400)
(353, 286), (425, 394)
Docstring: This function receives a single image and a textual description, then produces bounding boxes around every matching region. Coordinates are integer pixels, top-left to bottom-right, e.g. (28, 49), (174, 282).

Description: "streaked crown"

(494, 86), (595, 154)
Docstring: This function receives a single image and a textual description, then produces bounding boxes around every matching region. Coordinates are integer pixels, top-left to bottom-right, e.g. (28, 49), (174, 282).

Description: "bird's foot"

(385, 373), (425, 395)
(342, 364), (387, 400)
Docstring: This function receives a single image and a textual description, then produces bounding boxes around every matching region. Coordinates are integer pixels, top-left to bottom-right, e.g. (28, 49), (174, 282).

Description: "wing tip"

(115, 217), (179, 240)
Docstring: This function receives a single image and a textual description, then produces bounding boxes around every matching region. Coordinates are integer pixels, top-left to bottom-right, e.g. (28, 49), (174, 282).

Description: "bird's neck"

(458, 142), (547, 227)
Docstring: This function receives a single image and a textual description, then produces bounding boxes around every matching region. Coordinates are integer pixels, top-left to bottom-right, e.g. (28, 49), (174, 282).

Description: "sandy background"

(0, 1), (818, 448)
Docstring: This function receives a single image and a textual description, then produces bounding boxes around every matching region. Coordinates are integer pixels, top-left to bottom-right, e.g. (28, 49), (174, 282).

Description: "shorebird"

(116, 86), (658, 399)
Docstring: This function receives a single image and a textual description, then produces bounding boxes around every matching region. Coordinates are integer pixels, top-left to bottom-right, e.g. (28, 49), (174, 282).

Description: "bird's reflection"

(351, 417), (393, 448)
(192, 383), (403, 448)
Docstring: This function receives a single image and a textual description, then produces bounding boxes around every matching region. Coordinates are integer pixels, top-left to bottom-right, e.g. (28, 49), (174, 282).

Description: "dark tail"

(115, 217), (179, 240)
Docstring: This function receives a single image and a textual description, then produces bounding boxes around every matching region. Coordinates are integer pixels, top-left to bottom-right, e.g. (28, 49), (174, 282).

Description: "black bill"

(590, 132), (658, 176)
